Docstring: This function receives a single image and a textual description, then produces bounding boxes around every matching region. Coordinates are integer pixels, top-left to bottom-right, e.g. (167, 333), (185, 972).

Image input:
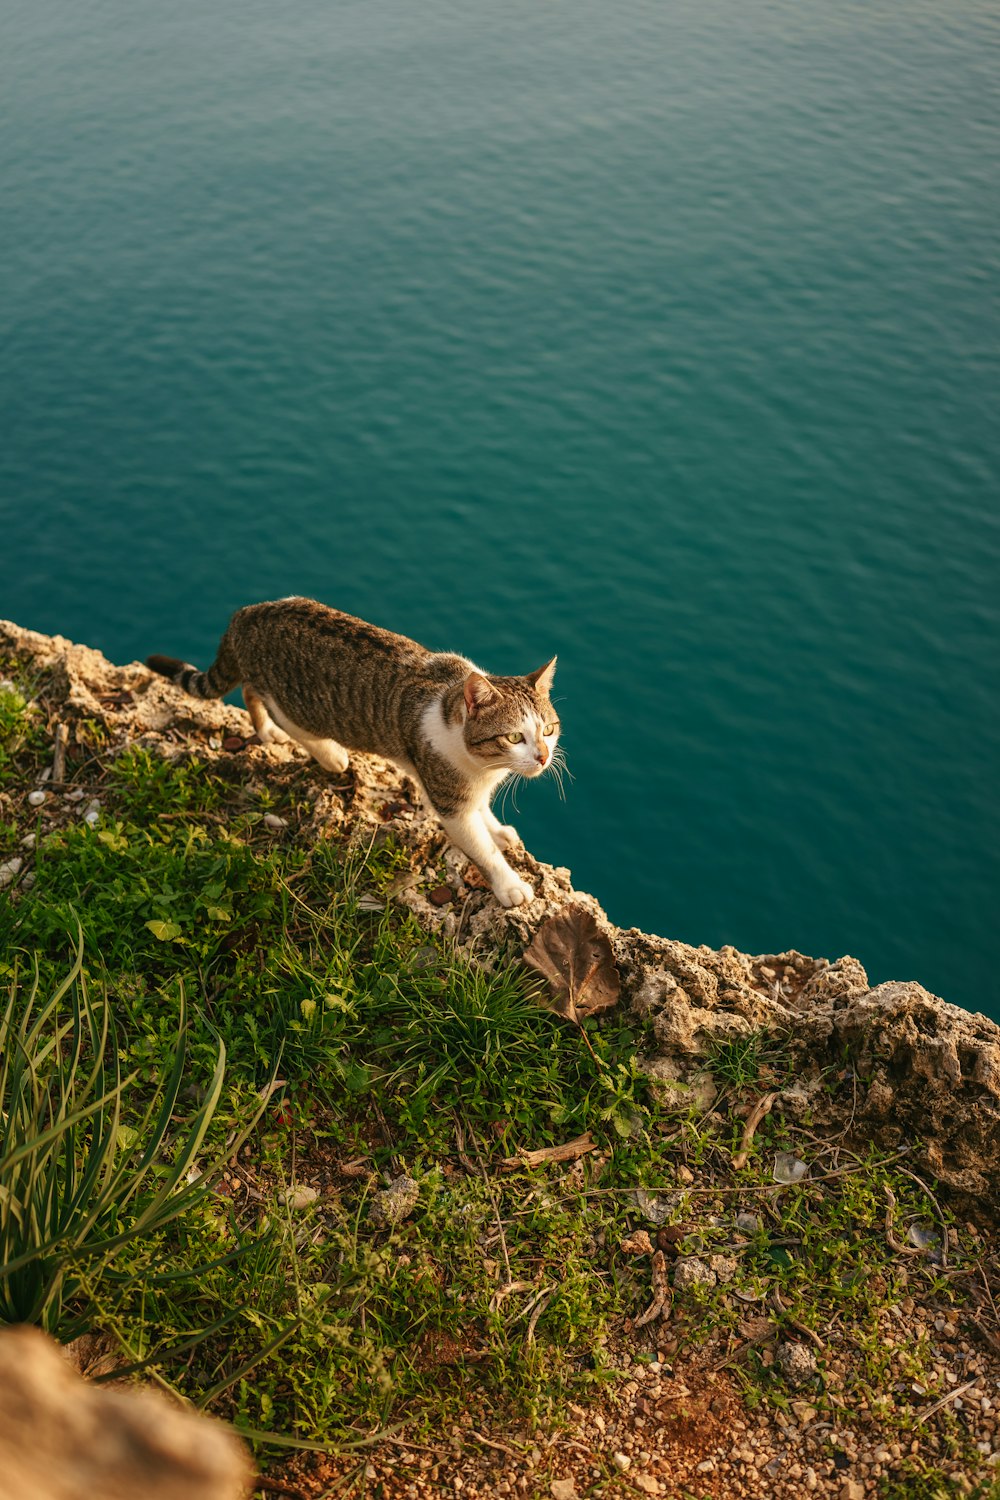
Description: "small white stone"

(280, 1185), (319, 1210)
(21, 832), (36, 849)
(612, 1453), (631, 1472)
(66, 787), (84, 802)
(27, 790), (46, 807)
(0, 858), (23, 887)
(263, 812), (288, 829)
(82, 800), (101, 826)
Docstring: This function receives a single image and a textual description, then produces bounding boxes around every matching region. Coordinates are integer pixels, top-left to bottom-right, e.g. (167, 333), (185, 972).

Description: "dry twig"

(884, 1185), (922, 1256)
(634, 1250), (671, 1328)
(51, 721), (68, 783)
(501, 1133), (597, 1170)
(770, 1284), (825, 1350)
(732, 1092), (777, 1170)
(896, 1165), (950, 1270)
(916, 1379), (979, 1425)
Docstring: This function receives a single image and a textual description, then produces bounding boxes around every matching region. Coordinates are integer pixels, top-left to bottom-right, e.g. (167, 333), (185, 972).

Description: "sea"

(2, 0), (998, 1014)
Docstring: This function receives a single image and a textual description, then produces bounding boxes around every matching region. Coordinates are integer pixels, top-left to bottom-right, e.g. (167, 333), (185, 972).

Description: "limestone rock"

(673, 1256), (717, 1292)
(776, 1340), (818, 1387)
(3, 616), (1000, 1209)
(370, 1173), (420, 1226)
(0, 1324), (252, 1500)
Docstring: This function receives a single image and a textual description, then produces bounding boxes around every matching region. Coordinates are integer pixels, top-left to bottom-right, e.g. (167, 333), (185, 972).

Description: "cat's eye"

(543, 723), (557, 736)
(505, 731), (525, 744)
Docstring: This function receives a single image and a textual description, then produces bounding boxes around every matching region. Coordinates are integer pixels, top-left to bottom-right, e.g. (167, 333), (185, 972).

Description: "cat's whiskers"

(548, 744), (572, 802)
(498, 771), (525, 820)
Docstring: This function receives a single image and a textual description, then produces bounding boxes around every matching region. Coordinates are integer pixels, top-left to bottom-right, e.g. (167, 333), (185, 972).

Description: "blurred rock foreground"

(0, 1325), (252, 1500)
(3, 617), (998, 1211)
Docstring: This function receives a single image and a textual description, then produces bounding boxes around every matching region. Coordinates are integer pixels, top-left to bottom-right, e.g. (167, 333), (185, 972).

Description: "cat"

(147, 596), (560, 907)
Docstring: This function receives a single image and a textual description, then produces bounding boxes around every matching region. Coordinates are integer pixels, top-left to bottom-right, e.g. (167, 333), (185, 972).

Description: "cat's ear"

(463, 671), (497, 718)
(526, 657), (557, 696)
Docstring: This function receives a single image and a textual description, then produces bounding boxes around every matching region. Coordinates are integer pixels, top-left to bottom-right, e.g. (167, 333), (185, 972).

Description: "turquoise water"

(2, 1), (998, 1013)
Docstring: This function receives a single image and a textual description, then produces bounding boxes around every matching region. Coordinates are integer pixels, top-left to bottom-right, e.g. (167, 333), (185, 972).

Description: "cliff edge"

(3, 617), (998, 1211)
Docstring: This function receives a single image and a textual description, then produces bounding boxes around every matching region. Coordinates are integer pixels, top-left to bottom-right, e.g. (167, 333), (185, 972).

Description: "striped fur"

(147, 597), (560, 906)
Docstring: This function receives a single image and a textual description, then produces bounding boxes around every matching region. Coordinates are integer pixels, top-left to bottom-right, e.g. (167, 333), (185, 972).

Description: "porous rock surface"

(4, 617), (999, 1207)
(0, 1324), (252, 1500)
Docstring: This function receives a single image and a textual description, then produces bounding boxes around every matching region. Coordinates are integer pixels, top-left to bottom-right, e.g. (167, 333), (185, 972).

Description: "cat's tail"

(147, 633), (240, 700)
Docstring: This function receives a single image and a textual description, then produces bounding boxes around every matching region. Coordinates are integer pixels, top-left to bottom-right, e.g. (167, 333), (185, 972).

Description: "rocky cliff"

(3, 618), (998, 1209)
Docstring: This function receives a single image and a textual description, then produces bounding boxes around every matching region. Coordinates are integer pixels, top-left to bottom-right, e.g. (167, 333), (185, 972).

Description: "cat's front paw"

(490, 823), (522, 852)
(493, 873), (535, 908)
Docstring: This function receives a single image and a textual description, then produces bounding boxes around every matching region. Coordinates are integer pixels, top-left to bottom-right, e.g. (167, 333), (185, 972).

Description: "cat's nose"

(535, 749), (548, 767)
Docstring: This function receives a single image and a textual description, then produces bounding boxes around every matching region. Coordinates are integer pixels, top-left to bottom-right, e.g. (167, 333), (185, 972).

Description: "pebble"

(279, 1185), (319, 1210)
(777, 1342), (818, 1387)
(82, 800), (101, 826)
(27, 790), (46, 807)
(611, 1453), (631, 1472)
(0, 858), (23, 887)
(709, 1254), (738, 1283)
(673, 1256), (717, 1292)
(66, 786), (84, 802)
(21, 832), (36, 848)
(369, 1174), (420, 1226)
(262, 812), (288, 829)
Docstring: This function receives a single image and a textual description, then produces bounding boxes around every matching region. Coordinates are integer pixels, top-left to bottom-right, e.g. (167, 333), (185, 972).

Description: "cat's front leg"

(438, 808), (534, 908)
(481, 804), (522, 853)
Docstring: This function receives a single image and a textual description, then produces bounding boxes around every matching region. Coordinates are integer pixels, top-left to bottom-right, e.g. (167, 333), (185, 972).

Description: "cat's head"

(462, 659), (560, 777)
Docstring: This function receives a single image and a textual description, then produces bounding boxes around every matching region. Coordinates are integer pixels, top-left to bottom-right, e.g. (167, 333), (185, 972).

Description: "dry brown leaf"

(523, 904), (620, 1024)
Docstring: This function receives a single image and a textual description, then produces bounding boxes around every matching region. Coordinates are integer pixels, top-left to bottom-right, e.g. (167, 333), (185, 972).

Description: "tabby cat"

(148, 597), (560, 907)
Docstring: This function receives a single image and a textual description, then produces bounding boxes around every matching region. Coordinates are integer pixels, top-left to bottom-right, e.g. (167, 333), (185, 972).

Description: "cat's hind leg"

(243, 684), (291, 745)
(263, 698), (350, 774)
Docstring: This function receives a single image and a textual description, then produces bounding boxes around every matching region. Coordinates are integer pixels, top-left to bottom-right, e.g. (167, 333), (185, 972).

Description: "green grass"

(1, 741), (659, 1443)
(0, 679), (47, 789)
(1, 678), (996, 1490)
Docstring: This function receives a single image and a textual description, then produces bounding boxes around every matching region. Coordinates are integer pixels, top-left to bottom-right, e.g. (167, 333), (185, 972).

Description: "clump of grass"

(706, 1028), (787, 1089)
(0, 928), (243, 1340)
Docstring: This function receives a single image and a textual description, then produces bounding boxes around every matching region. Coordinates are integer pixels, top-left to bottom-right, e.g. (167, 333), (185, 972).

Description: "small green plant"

(706, 1029), (771, 1088)
(0, 680), (46, 786)
(0, 928), (238, 1340)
